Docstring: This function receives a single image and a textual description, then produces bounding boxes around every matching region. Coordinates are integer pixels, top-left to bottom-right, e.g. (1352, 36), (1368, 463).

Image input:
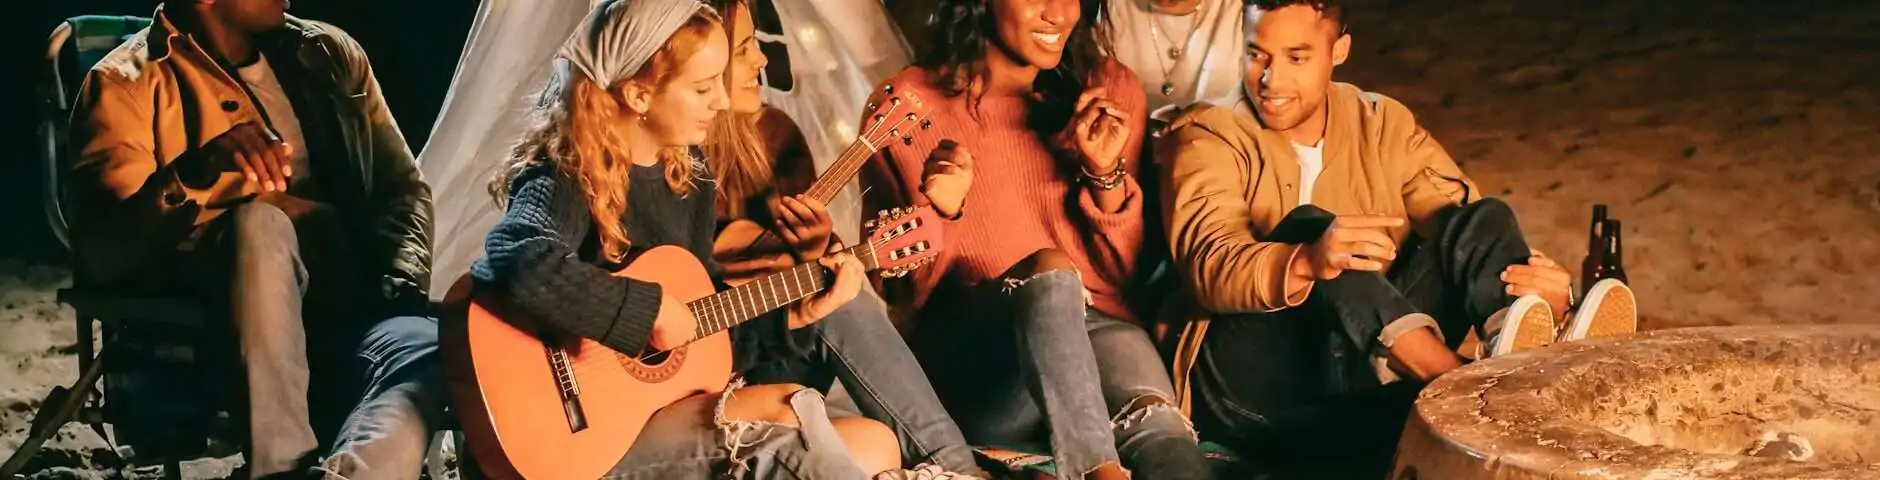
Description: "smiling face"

(722, 1), (768, 114)
(1243, 4), (1349, 142)
(634, 25), (732, 148)
(990, 0), (1080, 71)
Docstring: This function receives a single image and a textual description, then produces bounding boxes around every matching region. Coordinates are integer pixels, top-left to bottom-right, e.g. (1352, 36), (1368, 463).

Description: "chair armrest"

(58, 288), (206, 329)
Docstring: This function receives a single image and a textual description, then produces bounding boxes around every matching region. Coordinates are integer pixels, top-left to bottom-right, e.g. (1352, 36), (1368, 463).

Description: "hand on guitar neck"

(667, 242), (860, 349)
(713, 194), (835, 285)
(785, 248), (866, 329)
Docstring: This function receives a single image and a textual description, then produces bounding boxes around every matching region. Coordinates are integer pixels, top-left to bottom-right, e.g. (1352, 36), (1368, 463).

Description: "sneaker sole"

(1565, 279), (1638, 341)
(1492, 296), (1556, 356)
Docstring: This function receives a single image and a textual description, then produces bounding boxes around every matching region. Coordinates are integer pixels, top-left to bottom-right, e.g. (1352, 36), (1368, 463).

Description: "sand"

(6, 0), (1880, 478)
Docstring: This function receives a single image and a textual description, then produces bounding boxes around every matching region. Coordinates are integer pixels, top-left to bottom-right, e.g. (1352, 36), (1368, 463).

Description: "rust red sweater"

(860, 64), (1150, 322)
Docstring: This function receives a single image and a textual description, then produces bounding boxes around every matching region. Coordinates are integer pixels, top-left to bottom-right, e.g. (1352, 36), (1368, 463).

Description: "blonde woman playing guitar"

(454, 1), (983, 478)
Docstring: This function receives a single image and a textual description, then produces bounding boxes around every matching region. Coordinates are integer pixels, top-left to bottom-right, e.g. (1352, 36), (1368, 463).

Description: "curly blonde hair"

(491, 9), (724, 261)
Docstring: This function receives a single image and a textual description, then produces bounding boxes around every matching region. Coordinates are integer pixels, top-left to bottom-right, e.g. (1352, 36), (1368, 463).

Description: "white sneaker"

(1485, 295), (1556, 358)
(1560, 278), (1638, 342)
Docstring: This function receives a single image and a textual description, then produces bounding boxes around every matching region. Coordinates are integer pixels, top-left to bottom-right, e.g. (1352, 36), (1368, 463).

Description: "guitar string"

(574, 239), (889, 365)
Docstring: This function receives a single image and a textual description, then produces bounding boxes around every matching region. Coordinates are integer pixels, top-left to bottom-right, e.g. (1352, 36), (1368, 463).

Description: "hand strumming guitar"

(920, 140), (973, 220)
(787, 244), (865, 329)
(767, 194), (834, 261)
(650, 294), (699, 351)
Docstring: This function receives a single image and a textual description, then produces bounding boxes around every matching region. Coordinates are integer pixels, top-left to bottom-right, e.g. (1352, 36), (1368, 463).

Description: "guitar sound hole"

(637, 349), (672, 366)
(618, 346), (686, 382)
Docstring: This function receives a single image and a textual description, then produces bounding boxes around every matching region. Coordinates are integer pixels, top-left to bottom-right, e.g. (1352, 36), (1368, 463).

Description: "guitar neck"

(799, 140), (879, 204)
(686, 241), (880, 340)
(742, 140), (880, 251)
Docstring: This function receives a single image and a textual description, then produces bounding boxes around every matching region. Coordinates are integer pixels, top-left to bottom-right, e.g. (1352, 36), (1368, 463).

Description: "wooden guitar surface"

(443, 246), (731, 480)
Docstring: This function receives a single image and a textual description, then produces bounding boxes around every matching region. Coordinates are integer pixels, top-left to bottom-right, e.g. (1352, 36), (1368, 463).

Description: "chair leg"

(164, 460), (183, 480)
(0, 347), (110, 477)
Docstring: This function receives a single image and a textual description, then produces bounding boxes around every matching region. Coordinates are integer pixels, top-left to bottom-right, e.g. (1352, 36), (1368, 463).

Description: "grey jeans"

(607, 288), (978, 478)
(908, 271), (1210, 480)
(225, 202), (442, 479)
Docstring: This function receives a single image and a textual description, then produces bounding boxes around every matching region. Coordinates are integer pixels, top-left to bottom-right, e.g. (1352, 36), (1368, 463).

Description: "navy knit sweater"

(470, 159), (814, 372)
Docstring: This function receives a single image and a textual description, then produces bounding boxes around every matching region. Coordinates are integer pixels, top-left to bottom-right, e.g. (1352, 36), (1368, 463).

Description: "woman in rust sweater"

(859, 0), (1211, 478)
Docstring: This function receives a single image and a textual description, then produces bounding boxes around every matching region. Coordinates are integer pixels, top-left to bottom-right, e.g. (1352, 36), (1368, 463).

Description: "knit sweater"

(860, 64), (1151, 322)
(470, 159), (813, 372)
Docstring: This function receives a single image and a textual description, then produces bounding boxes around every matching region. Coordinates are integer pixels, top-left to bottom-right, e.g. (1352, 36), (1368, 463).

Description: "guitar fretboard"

(739, 100), (924, 253)
(685, 241), (881, 341)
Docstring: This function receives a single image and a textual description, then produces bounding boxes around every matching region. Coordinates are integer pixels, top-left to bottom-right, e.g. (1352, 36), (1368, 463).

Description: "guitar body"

(444, 246), (733, 480)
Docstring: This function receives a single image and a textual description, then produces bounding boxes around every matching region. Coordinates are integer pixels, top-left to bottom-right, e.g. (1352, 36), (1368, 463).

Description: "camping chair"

(2, 16), (242, 480)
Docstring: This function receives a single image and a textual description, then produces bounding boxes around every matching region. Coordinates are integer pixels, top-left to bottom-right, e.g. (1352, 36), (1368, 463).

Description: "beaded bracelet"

(1079, 162), (1128, 190)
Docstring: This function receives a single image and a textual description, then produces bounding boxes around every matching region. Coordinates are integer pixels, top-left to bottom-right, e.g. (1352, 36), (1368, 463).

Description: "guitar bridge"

(546, 345), (588, 433)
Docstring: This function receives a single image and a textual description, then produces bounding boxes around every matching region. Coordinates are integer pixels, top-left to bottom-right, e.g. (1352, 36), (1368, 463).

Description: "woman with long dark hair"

(471, 1), (983, 477)
(859, 0), (1213, 478)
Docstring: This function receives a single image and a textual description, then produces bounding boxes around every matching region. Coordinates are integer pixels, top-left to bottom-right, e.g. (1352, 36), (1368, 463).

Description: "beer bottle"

(1598, 220), (1628, 284)
(1580, 205), (1609, 298)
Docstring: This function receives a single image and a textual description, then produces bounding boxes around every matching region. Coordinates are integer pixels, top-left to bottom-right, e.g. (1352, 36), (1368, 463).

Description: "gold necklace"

(1146, 0), (1205, 96)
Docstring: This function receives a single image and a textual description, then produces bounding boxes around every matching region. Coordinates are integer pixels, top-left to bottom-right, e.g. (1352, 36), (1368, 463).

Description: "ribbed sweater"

(860, 64), (1151, 322)
(470, 160), (811, 372)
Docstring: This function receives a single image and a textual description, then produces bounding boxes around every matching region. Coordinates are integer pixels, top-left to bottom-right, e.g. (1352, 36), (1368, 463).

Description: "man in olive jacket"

(69, 1), (440, 477)
(1154, 0), (1637, 473)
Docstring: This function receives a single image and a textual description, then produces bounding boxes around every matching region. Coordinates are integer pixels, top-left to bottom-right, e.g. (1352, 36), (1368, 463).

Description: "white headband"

(556, 0), (710, 86)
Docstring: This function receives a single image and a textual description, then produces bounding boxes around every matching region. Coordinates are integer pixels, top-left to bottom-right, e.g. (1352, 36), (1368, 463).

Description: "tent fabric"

(418, 0), (910, 299)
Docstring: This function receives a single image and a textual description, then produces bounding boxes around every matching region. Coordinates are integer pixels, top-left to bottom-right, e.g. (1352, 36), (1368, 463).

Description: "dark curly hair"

(916, 0), (1113, 130)
(1248, 0), (1347, 34)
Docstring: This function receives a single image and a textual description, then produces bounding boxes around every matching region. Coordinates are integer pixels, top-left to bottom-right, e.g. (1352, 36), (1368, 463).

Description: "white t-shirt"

(1107, 0), (1245, 121)
(1293, 140), (1324, 206)
(235, 54), (313, 186)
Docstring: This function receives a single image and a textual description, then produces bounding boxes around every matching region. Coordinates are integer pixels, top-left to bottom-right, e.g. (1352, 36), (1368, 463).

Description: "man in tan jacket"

(1153, 0), (1638, 474)
(69, 2), (440, 477)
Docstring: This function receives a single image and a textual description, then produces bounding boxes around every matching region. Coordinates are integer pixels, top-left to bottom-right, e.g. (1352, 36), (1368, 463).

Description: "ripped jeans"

(908, 271), (1212, 480)
(605, 382), (870, 479)
(603, 288), (980, 478)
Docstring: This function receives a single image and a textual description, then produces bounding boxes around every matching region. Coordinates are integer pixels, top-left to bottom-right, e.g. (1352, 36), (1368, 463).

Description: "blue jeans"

(224, 202), (443, 479)
(908, 271), (1211, 480)
(315, 316), (445, 480)
(607, 288), (981, 478)
(1191, 199), (1532, 477)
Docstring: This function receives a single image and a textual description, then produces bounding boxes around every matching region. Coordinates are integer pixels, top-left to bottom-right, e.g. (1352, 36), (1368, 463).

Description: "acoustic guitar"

(442, 206), (946, 480)
(712, 83), (933, 283)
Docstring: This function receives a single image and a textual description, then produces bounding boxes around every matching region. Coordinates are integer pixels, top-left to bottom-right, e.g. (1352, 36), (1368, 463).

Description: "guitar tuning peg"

(874, 114), (886, 123)
(891, 97), (903, 106)
(920, 119), (932, 130)
(904, 113), (916, 122)
(866, 102), (878, 112)
(902, 136), (913, 145)
(883, 84), (895, 93)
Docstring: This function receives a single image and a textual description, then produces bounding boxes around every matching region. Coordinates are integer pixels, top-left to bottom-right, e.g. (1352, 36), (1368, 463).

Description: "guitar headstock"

(861, 206), (945, 278)
(859, 84), (934, 152)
